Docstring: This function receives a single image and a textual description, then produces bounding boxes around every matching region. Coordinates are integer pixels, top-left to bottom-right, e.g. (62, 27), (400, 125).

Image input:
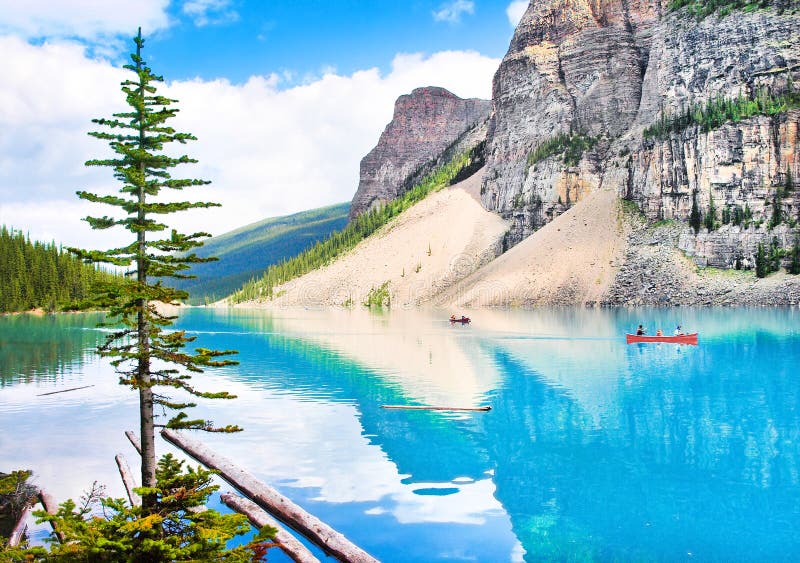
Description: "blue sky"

(0, 0), (528, 249)
(143, 1), (518, 84)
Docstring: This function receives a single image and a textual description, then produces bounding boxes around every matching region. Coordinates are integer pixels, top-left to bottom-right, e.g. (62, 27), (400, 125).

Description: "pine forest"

(0, 226), (117, 313)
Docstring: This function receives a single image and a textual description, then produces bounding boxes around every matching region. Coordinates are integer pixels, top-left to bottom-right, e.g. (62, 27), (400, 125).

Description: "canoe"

(626, 333), (698, 345)
(449, 317), (471, 324)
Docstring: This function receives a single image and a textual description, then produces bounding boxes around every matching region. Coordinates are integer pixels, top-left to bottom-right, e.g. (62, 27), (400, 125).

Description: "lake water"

(1, 307), (799, 561)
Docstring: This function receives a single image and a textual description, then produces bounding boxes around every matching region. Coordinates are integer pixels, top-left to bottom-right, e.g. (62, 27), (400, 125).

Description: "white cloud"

(0, 0), (171, 40)
(506, 1), (529, 27)
(182, 0), (239, 27)
(0, 36), (499, 251)
(432, 0), (475, 23)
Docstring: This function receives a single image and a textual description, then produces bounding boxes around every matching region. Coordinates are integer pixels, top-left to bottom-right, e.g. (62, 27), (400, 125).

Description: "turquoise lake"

(1, 307), (799, 561)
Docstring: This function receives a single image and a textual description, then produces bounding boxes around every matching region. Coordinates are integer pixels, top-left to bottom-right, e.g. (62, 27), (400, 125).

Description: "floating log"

(36, 385), (94, 397)
(125, 430), (142, 455)
(221, 492), (319, 563)
(38, 490), (65, 543)
(115, 454), (141, 507)
(7, 503), (33, 547)
(161, 429), (377, 563)
(381, 405), (491, 412)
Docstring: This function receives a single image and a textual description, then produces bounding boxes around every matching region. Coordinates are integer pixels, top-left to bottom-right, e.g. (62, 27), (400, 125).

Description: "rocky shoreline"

(604, 212), (800, 307)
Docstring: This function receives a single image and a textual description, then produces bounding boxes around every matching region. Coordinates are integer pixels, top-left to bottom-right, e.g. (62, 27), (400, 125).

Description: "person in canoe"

(674, 325), (684, 336)
(655, 329), (663, 336)
(636, 325), (645, 335)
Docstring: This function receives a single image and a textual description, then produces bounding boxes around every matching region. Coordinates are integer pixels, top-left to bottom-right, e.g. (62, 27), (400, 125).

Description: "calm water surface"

(1, 308), (799, 561)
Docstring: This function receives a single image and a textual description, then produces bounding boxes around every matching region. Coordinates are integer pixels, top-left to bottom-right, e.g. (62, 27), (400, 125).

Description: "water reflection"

(0, 313), (105, 387)
(2, 307), (799, 561)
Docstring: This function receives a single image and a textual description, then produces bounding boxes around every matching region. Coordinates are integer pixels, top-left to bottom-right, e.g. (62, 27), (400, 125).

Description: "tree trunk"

(136, 29), (157, 507)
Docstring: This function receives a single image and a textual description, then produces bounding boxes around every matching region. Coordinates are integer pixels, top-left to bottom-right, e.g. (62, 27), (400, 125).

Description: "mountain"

(175, 203), (349, 304)
(481, 0), (799, 269)
(350, 86), (492, 219)
(263, 170), (508, 307)
(229, 0), (800, 308)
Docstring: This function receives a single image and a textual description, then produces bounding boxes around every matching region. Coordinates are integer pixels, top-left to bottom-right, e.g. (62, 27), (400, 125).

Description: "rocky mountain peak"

(349, 87), (492, 219)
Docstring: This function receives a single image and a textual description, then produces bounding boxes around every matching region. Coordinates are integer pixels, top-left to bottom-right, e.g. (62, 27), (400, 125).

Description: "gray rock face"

(350, 87), (492, 219)
(482, 0), (800, 264)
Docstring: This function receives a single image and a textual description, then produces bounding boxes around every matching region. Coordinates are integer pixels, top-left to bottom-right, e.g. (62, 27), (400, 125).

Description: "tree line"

(668, 0), (789, 19)
(230, 147), (476, 303)
(0, 225), (117, 313)
(644, 86), (800, 140)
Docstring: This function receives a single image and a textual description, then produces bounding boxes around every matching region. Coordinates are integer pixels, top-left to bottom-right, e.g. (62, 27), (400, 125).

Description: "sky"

(0, 0), (530, 249)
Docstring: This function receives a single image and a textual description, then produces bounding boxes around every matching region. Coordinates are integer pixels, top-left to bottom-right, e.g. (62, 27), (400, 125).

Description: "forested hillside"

(0, 226), (116, 313)
(231, 148), (476, 303)
(173, 203), (349, 303)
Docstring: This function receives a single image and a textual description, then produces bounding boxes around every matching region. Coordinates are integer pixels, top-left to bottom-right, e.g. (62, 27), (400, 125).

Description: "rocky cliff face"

(482, 0), (800, 266)
(350, 87), (492, 219)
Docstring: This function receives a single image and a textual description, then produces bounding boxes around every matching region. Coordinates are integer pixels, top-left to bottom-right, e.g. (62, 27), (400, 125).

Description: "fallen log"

(161, 429), (377, 563)
(36, 385), (94, 397)
(38, 490), (65, 543)
(221, 492), (319, 563)
(381, 405), (491, 412)
(125, 430), (142, 455)
(7, 503), (33, 547)
(115, 454), (141, 507)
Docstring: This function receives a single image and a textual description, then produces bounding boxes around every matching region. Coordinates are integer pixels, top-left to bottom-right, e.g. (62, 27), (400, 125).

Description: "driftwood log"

(36, 385), (94, 397)
(114, 454), (141, 507)
(125, 430), (142, 455)
(37, 490), (65, 543)
(221, 492), (320, 563)
(161, 429), (377, 563)
(7, 503), (33, 547)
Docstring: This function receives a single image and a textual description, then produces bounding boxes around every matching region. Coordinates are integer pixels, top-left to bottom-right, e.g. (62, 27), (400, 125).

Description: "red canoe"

(626, 333), (698, 345)
(450, 317), (471, 324)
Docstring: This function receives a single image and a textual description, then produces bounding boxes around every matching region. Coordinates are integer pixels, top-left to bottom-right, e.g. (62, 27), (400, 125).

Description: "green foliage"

(721, 205), (731, 225)
(15, 455), (273, 562)
(644, 88), (800, 140)
(1, 470), (37, 540)
(755, 243), (768, 277)
(0, 226), (118, 313)
(704, 193), (718, 232)
(70, 29), (240, 498)
(756, 238), (786, 277)
(769, 188), (784, 229)
(363, 281), (391, 308)
(173, 203), (349, 304)
(788, 237), (800, 275)
(668, 0), (773, 19)
(231, 147), (476, 302)
(526, 133), (598, 168)
(690, 191), (702, 234)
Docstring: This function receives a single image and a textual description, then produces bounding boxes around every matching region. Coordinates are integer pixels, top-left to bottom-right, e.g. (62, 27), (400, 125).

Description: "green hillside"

(0, 225), (118, 313)
(175, 203), (350, 303)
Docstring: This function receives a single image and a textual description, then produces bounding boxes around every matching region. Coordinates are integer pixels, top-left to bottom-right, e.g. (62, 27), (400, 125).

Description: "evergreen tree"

(704, 193), (717, 232)
(769, 237), (783, 272)
(0, 225), (117, 313)
(769, 189), (783, 229)
(788, 237), (800, 275)
(69, 29), (239, 508)
(755, 243), (768, 278)
(690, 191), (702, 234)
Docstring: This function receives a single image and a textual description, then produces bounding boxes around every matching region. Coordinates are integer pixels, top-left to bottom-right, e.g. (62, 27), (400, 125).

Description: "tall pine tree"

(70, 29), (239, 508)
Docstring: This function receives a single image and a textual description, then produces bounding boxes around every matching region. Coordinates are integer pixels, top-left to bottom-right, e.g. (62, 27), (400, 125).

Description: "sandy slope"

(435, 188), (626, 307)
(257, 169), (510, 307)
